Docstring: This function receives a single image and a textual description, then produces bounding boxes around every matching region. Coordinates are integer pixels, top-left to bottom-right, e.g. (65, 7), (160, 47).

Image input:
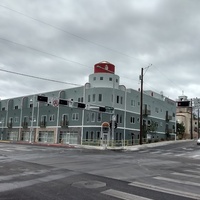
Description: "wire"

(0, 4), (150, 65)
(0, 68), (81, 87)
(0, 37), (89, 68)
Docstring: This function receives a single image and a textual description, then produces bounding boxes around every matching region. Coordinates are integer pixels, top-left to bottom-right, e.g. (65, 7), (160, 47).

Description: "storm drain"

(72, 180), (106, 189)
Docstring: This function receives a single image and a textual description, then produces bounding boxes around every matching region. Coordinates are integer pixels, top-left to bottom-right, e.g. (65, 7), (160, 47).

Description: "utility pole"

(139, 68), (144, 145)
(190, 99), (193, 140)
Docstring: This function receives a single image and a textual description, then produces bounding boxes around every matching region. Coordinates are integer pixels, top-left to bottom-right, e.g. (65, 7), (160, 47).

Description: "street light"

(0, 120), (4, 140)
(29, 96), (35, 143)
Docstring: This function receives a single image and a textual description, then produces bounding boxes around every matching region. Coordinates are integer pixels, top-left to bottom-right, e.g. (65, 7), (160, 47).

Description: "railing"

(40, 121), (46, 127)
(21, 122), (28, 128)
(142, 109), (151, 116)
(60, 120), (69, 128)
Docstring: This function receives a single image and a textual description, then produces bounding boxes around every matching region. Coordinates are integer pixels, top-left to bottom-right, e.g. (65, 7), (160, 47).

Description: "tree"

(176, 121), (185, 139)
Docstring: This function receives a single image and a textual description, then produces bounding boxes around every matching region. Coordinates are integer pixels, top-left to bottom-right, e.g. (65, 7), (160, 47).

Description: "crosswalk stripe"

(184, 169), (200, 174)
(190, 155), (200, 158)
(171, 172), (200, 179)
(101, 189), (153, 200)
(154, 176), (200, 187)
(129, 182), (200, 200)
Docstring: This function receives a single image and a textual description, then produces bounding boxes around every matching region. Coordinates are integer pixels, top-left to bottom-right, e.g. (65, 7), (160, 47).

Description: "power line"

(0, 37), (89, 68)
(0, 67), (81, 87)
(0, 4), (150, 65)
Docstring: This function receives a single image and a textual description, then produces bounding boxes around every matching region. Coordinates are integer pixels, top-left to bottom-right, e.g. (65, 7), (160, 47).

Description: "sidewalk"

(77, 139), (193, 151)
(0, 139), (193, 150)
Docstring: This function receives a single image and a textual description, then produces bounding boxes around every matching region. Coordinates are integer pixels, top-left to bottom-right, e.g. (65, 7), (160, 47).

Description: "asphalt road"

(0, 140), (200, 200)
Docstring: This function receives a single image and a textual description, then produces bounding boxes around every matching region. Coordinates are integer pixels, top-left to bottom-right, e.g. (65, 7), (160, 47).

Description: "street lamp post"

(0, 120), (4, 140)
(139, 68), (144, 145)
(29, 96), (35, 143)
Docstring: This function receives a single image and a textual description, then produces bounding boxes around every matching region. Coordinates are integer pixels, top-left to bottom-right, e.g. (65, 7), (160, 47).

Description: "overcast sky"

(0, 0), (200, 101)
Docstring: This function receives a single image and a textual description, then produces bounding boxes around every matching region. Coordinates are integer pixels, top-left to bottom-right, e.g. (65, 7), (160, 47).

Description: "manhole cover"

(72, 180), (106, 189)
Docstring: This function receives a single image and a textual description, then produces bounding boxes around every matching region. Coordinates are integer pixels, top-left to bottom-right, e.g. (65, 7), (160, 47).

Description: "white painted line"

(184, 169), (200, 174)
(154, 176), (200, 187)
(102, 189), (153, 200)
(161, 152), (172, 155)
(0, 149), (13, 152)
(129, 182), (200, 200)
(190, 155), (200, 158)
(174, 154), (186, 156)
(150, 151), (161, 154)
(171, 172), (200, 179)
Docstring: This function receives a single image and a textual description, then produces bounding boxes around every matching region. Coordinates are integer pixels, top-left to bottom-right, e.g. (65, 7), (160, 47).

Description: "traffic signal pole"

(139, 68), (144, 145)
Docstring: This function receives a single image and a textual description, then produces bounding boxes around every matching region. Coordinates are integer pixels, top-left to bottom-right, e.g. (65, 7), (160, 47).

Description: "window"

(155, 107), (159, 113)
(93, 77), (96, 81)
(62, 114), (69, 121)
(116, 79), (118, 83)
(2, 107), (5, 111)
(72, 113), (79, 121)
(91, 112), (95, 122)
(130, 117), (135, 124)
(30, 103), (33, 108)
(137, 118), (140, 123)
(97, 113), (102, 122)
(100, 77), (103, 80)
(86, 113), (90, 122)
(109, 77), (112, 81)
(41, 115), (47, 122)
(88, 95), (91, 102)
(131, 100), (135, 107)
(86, 131), (89, 141)
(14, 117), (19, 123)
(49, 114), (55, 122)
(117, 95), (119, 103)
(14, 105), (18, 109)
(92, 94), (96, 102)
(9, 117), (13, 123)
(91, 131), (94, 141)
(147, 120), (151, 126)
(78, 98), (80, 102)
(120, 96), (123, 104)
(120, 115), (122, 123)
(160, 122), (163, 127)
(98, 94), (102, 101)
(97, 131), (100, 140)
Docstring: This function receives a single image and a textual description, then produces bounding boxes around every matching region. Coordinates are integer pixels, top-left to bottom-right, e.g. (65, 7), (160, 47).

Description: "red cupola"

(94, 61), (115, 74)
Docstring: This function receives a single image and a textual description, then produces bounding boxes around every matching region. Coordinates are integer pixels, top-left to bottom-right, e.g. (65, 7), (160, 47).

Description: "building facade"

(0, 61), (176, 146)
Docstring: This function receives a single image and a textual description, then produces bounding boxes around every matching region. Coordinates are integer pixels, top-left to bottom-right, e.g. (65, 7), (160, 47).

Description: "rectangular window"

(49, 114), (55, 122)
(14, 117), (19, 123)
(120, 115), (122, 123)
(131, 100), (135, 107)
(72, 113), (79, 121)
(14, 105), (18, 109)
(92, 94), (96, 102)
(120, 96), (123, 104)
(100, 77), (103, 80)
(91, 131), (94, 141)
(62, 114), (69, 121)
(88, 95), (91, 102)
(130, 117), (135, 124)
(109, 77), (112, 81)
(117, 95), (119, 103)
(93, 77), (96, 81)
(97, 113), (102, 122)
(2, 107), (5, 111)
(91, 112), (95, 122)
(97, 131), (100, 140)
(98, 94), (102, 101)
(86, 113), (90, 122)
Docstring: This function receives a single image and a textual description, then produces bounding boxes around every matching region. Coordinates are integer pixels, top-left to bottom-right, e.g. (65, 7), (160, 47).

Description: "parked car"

(197, 138), (200, 145)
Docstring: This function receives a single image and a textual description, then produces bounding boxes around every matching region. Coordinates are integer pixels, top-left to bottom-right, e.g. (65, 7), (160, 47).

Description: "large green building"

(0, 61), (176, 146)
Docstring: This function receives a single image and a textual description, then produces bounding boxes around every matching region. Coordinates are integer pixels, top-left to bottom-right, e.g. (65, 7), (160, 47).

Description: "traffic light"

(37, 95), (48, 102)
(177, 101), (190, 107)
(59, 99), (68, 106)
(99, 107), (106, 112)
(77, 103), (86, 108)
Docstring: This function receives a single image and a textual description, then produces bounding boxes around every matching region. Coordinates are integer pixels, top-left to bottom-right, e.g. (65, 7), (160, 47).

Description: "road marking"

(102, 189), (153, 200)
(190, 155), (200, 158)
(174, 153), (186, 156)
(184, 169), (200, 174)
(161, 152), (172, 155)
(154, 176), (200, 187)
(129, 182), (200, 200)
(0, 171), (80, 193)
(150, 151), (161, 154)
(0, 149), (13, 152)
(171, 172), (200, 179)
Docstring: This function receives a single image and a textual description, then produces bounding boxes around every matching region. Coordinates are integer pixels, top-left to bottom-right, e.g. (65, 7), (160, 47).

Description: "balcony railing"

(60, 120), (69, 128)
(21, 122), (28, 129)
(166, 115), (172, 121)
(40, 121), (46, 128)
(142, 109), (151, 116)
(7, 122), (13, 128)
